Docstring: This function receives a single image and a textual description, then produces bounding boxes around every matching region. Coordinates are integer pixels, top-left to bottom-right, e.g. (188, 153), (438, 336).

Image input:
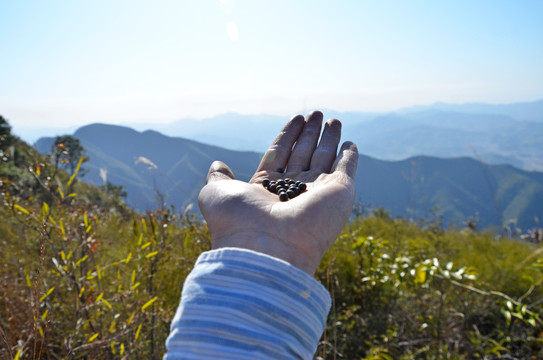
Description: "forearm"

(163, 248), (331, 360)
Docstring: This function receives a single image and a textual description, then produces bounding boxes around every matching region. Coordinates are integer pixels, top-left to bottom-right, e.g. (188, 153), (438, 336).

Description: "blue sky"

(1, 0), (542, 133)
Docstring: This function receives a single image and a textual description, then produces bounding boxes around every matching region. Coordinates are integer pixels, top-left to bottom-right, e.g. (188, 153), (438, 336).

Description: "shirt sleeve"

(163, 248), (331, 360)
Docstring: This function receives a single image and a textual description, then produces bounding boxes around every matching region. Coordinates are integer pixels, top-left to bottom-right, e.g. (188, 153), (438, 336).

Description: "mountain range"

(35, 122), (543, 232)
(121, 99), (543, 172)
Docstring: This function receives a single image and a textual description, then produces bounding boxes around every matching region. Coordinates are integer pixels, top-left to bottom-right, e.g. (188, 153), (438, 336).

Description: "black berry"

(262, 177), (307, 201)
(289, 186), (300, 196)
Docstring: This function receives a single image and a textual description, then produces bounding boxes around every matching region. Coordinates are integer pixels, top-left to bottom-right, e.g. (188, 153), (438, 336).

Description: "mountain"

(35, 123), (543, 232)
(116, 100), (543, 172)
(348, 111), (543, 171)
(355, 155), (543, 231)
(398, 99), (543, 123)
(35, 124), (262, 213)
(127, 111), (378, 152)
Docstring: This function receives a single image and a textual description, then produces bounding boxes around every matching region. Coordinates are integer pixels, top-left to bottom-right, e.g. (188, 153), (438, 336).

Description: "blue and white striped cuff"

(164, 248), (331, 360)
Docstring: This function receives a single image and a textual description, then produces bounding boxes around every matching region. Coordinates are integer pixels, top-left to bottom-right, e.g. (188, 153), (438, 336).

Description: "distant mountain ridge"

(35, 123), (543, 232)
(399, 99), (543, 123)
(119, 99), (543, 172)
(25, 99), (543, 172)
(36, 123), (262, 213)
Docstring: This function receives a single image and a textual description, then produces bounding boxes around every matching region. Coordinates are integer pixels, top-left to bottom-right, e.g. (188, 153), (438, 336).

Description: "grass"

(1, 137), (542, 359)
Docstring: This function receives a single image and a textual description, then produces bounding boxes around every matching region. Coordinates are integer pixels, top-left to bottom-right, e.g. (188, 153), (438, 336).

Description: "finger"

(206, 160), (235, 184)
(330, 141), (359, 180)
(256, 114), (305, 172)
(309, 118), (342, 173)
(285, 111), (323, 172)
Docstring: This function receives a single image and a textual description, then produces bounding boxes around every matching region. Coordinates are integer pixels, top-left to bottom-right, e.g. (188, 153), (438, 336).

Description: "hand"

(197, 111), (359, 275)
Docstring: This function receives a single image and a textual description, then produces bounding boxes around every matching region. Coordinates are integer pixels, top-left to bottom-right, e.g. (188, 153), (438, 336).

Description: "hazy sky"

(2, 0), (543, 132)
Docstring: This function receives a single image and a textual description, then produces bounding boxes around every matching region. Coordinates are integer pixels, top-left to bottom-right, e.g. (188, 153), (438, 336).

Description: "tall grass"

(1, 140), (542, 359)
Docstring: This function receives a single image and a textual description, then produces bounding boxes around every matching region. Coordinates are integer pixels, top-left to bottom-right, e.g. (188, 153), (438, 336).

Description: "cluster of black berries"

(262, 178), (307, 202)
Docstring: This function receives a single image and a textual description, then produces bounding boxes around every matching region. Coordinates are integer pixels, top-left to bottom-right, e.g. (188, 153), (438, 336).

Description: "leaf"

(95, 292), (104, 303)
(13, 204), (29, 215)
(484, 339), (508, 355)
(131, 282), (141, 290)
(14, 349), (21, 360)
(502, 310), (512, 326)
(41, 309), (49, 322)
(146, 251), (158, 258)
(88, 333), (99, 342)
(141, 296), (158, 311)
(125, 252), (132, 264)
(60, 219), (66, 239)
(57, 186), (65, 200)
(39, 287), (55, 302)
(24, 269), (32, 288)
(135, 323), (142, 340)
(102, 299), (112, 310)
(76, 255), (88, 267)
(141, 218), (147, 233)
(41, 202), (49, 219)
(109, 319), (117, 333)
(67, 156), (84, 186)
(127, 312), (135, 325)
(506, 301), (513, 311)
(415, 267), (426, 284)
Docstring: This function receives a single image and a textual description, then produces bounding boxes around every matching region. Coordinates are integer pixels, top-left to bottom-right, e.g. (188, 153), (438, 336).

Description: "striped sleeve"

(163, 248), (331, 360)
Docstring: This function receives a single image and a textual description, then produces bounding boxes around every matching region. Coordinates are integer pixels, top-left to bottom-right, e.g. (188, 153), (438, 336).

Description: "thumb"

(206, 161), (235, 184)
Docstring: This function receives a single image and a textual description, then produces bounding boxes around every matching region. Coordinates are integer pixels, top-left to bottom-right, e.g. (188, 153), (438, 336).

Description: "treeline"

(0, 117), (542, 359)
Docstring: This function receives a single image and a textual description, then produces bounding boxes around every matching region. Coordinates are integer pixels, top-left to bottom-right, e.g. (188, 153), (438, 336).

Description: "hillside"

(35, 123), (543, 231)
(356, 155), (543, 231)
(3, 118), (543, 359)
(35, 124), (263, 213)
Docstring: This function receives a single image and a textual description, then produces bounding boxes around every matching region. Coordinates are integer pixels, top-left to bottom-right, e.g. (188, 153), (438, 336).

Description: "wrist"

(211, 231), (319, 275)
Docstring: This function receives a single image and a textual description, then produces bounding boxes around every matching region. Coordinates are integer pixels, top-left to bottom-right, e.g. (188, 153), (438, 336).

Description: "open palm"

(198, 111), (359, 275)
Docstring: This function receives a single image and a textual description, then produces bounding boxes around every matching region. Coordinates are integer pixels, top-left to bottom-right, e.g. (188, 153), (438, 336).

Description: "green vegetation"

(317, 216), (543, 359)
(1, 122), (542, 359)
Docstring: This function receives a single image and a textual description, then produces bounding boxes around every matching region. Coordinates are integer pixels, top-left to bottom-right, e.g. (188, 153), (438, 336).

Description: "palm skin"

(198, 111), (359, 275)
